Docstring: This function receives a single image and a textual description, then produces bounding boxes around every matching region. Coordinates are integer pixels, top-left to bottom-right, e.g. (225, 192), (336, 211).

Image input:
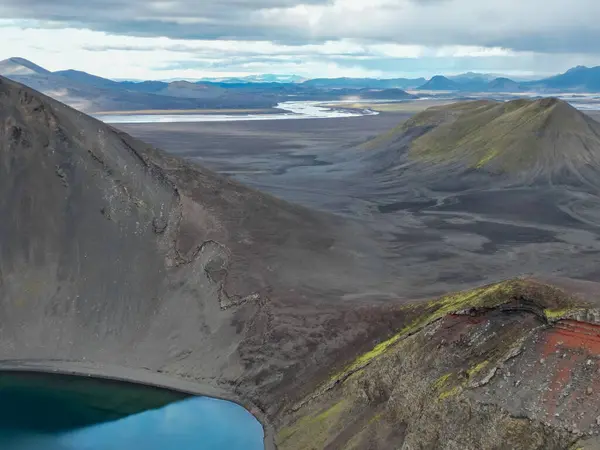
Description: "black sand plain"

(118, 109), (600, 299)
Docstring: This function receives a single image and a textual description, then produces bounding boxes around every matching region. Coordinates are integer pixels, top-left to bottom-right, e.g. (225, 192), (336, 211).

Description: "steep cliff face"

(276, 278), (600, 450)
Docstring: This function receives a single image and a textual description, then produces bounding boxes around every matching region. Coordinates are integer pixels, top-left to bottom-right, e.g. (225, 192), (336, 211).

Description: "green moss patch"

(277, 400), (349, 449)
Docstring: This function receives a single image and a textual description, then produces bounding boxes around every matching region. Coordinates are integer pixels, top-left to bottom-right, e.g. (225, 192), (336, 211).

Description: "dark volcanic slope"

(0, 76), (415, 442)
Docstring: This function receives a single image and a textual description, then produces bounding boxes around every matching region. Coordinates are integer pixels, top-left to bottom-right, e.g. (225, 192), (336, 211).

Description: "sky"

(1, 0), (600, 80)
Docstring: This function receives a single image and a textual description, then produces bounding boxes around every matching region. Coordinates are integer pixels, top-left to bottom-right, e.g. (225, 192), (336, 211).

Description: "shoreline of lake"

(0, 360), (276, 450)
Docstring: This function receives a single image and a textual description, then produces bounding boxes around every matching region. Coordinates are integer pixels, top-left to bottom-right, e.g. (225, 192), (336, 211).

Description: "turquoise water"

(0, 394), (264, 450)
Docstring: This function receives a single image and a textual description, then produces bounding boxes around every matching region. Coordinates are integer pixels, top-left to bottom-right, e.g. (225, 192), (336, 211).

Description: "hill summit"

(368, 98), (600, 184)
(0, 57), (50, 76)
(417, 75), (460, 91)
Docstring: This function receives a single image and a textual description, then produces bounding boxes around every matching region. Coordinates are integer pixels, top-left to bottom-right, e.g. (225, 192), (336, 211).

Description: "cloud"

(2, 20), (600, 80)
(256, 0), (600, 54)
(0, 0), (330, 41)
(0, 1), (599, 80)
(0, 22), (387, 78)
(0, 0), (599, 55)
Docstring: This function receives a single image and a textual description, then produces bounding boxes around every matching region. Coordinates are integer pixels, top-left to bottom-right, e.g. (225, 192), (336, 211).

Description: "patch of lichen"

(368, 412), (382, 424)
(438, 385), (462, 400)
(277, 400), (349, 449)
(475, 151), (498, 168)
(433, 373), (452, 390)
(433, 361), (490, 402)
(433, 373), (462, 401)
(467, 360), (490, 378)
(425, 280), (510, 314)
(544, 307), (586, 321)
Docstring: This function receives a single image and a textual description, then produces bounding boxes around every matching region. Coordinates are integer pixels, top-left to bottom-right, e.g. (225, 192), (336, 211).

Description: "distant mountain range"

(415, 66), (600, 92)
(523, 65), (600, 92)
(417, 75), (462, 91)
(201, 74), (307, 84)
(487, 77), (522, 92)
(301, 77), (427, 90)
(2, 57), (600, 113)
(447, 72), (497, 83)
(0, 57), (417, 112)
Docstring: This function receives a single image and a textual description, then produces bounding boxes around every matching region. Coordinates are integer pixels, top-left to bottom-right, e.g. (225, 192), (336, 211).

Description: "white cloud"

(0, 21), (384, 78)
(1, 18), (600, 80)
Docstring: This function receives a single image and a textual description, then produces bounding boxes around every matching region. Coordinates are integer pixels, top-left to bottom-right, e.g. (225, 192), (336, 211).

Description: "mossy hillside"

(363, 97), (600, 175)
(279, 282), (514, 447)
(278, 279), (582, 450)
(408, 97), (600, 171)
(324, 278), (584, 390)
(325, 281), (512, 385)
(402, 100), (498, 130)
(544, 307), (588, 321)
(277, 399), (350, 450)
(360, 100), (496, 150)
(409, 99), (552, 167)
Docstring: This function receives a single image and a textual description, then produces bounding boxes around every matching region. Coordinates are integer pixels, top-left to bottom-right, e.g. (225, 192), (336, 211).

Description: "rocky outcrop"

(276, 278), (600, 450)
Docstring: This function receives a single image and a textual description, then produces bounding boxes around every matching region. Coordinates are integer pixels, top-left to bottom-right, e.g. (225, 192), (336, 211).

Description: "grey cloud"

(484, 29), (600, 55)
(2, 0), (600, 55)
(0, 0), (330, 40)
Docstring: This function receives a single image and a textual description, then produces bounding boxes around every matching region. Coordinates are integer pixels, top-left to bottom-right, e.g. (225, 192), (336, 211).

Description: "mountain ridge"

(5, 57), (600, 93)
(0, 57), (51, 76)
(417, 75), (461, 91)
(0, 58), (416, 112)
(525, 65), (600, 92)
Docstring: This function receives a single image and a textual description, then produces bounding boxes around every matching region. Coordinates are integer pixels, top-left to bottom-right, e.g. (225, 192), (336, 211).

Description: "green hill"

(367, 98), (600, 176)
